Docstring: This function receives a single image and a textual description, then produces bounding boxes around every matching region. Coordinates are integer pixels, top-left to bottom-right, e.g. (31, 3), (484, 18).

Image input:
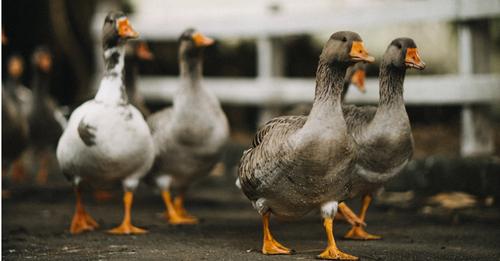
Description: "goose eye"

(396, 43), (402, 49)
(342, 37), (347, 42)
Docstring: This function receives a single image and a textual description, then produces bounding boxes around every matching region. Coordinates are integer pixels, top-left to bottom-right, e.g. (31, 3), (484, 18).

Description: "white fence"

(93, 0), (500, 156)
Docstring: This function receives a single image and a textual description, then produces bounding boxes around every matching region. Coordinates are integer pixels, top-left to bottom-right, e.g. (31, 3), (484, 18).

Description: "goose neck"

(378, 63), (406, 108)
(32, 69), (50, 97)
(311, 61), (347, 110)
(179, 56), (202, 89)
(95, 46), (128, 105)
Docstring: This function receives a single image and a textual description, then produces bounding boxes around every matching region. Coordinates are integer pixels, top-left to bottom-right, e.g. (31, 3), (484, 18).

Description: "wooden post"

(459, 20), (494, 157)
(257, 36), (284, 127)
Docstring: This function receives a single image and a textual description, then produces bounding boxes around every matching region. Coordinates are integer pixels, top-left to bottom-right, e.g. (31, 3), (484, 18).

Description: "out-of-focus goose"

(341, 38), (425, 240)
(238, 31), (374, 260)
(56, 11), (154, 235)
(2, 55), (29, 179)
(341, 62), (366, 101)
(125, 41), (153, 117)
(27, 47), (66, 184)
(148, 29), (229, 225)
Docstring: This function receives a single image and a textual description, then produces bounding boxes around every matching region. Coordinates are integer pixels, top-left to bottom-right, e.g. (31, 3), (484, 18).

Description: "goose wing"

(342, 104), (377, 132)
(239, 115), (307, 201)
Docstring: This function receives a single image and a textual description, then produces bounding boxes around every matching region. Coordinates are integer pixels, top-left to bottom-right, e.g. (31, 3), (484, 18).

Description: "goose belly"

(240, 143), (356, 220)
(155, 139), (224, 189)
(57, 102), (154, 182)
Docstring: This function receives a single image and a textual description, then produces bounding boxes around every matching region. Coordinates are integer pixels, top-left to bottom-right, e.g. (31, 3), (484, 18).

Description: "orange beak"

(8, 58), (23, 78)
(117, 17), (139, 39)
(136, 42), (154, 60)
(350, 41), (375, 63)
(192, 32), (214, 47)
(38, 53), (52, 72)
(351, 69), (366, 93)
(405, 48), (425, 70)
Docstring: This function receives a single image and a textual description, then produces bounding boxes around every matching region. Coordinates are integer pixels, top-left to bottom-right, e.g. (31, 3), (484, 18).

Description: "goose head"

(320, 31), (375, 67)
(383, 38), (425, 70)
(178, 28), (214, 61)
(32, 47), (52, 73)
(126, 41), (154, 61)
(345, 62), (366, 93)
(102, 11), (138, 50)
(135, 42), (154, 60)
(8, 55), (24, 79)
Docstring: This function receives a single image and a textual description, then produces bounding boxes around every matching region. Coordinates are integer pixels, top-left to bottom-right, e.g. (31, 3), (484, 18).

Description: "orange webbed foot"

(262, 238), (294, 255)
(70, 210), (99, 234)
(317, 246), (358, 260)
(344, 226), (381, 240)
(165, 211), (199, 225)
(107, 223), (147, 235)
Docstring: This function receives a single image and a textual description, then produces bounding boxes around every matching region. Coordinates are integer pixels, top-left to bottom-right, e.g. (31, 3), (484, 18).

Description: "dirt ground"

(2, 172), (500, 261)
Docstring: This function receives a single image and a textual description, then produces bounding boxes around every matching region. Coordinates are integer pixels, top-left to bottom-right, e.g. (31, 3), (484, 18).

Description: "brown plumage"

(237, 31), (375, 259)
(340, 38), (425, 240)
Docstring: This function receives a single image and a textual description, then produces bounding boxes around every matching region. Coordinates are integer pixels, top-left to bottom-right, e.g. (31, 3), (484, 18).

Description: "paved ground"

(3, 175), (500, 261)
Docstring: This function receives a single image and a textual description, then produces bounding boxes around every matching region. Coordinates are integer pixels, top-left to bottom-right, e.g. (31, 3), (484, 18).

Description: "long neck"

(340, 81), (350, 101)
(5, 75), (21, 90)
(179, 55), (202, 90)
(310, 61), (347, 117)
(32, 68), (50, 97)
(95, 46), (128, 104)
(378, 63), (406, 109)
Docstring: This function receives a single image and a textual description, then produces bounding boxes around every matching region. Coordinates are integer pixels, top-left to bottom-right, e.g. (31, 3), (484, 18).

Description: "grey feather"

(77, 118), (96, 146)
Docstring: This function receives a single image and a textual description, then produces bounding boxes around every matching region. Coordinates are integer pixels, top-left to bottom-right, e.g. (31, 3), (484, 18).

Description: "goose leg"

(70, 185), (99, 234)
(161, 191), (198, 225)
(108, 179), (146, 234)
(173, 195), (198, 222)
(318, 201), (358, 260)
(261, 212), (293, 255)
(36, 150), (49, 185)
(344, 194), (381, 240)
(318, 218), (358, 260)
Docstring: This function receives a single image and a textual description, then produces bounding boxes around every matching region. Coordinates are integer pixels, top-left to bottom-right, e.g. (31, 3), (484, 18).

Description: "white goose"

(56, 11), (154, 235)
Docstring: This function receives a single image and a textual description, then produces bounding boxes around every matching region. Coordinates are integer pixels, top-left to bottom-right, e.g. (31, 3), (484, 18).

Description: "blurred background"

(3, 0), (500, 156)
(2, 0), (500, 259)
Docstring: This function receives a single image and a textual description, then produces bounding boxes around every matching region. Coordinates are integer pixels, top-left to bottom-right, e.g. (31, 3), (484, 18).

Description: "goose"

(2, 55), (29, 179)
(56, 11), (154, 235)
(148, 29), (229, 225)
(341, 62), (366, 101)
(237, 31), (374, 260)
(125, 41), (153, 117)
(340, 38), (425, 240)
(28, 47), (66, 184)
(90, 41), (154, 202)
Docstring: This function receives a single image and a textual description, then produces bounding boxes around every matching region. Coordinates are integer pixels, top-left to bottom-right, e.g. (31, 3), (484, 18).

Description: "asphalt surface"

(3, 174), (500, 261)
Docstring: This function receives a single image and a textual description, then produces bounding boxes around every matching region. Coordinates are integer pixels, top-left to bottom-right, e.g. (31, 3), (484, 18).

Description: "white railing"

(139, 74), (500, 106)
(92, 0), (500, 156)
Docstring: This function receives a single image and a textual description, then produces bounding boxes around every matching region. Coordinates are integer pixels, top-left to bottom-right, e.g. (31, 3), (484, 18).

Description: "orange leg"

(337, 202), (366, 227)
(108, 191), (147, 234)
(70, 187), (99, 234)
(11, 158), (26, 184)
(36, 152), (49, 185)
(173, 195), (198, 222)
(261, 212), (293, 255)
(318, 218), (358, 260)
(161, 191), (198, 225)
(344, 195), (381, 240)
